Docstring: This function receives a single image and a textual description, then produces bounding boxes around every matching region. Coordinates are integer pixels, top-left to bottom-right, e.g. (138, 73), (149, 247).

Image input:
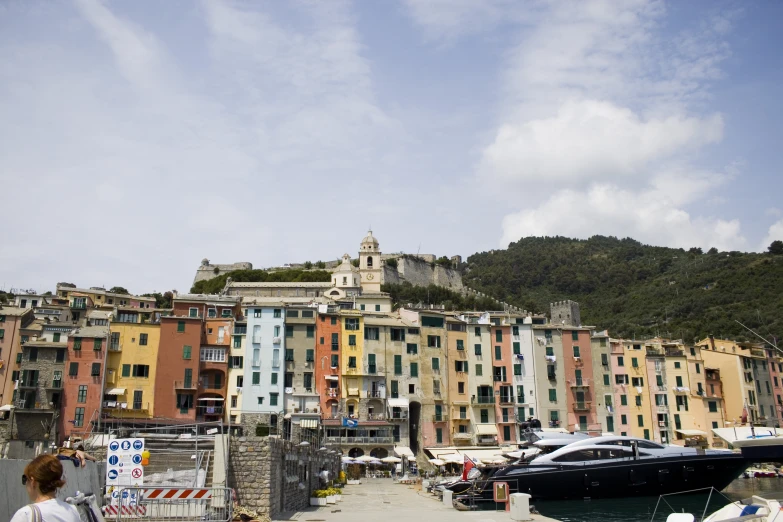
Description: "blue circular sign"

(108, 455), (119, 465)
(132, 454), (142, 464)
(121, 441), (131, 450)
(109, 442), (119, 451)
(108, 470), (118, 480)
(122, 491), (129, 498)
(133, 440), (143, 450)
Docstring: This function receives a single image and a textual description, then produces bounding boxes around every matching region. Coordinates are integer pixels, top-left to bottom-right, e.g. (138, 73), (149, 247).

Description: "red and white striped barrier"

(104, 506), (147, 516)
(141, 488), (213, 500)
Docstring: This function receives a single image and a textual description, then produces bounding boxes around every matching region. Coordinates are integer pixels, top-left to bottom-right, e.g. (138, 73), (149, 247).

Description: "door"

(575, 369), (582, 386)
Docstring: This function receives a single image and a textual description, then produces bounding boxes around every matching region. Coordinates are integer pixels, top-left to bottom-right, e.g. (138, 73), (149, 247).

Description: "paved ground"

(274, 479), (560, 522)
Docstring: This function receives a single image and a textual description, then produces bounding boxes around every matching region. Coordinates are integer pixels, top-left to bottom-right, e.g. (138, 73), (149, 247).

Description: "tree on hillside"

(769, 240), (783, 255)
(109, 286), (130, 294)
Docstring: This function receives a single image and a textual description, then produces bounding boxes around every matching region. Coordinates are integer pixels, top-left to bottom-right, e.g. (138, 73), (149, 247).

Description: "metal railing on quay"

(107, 487), (232, 522)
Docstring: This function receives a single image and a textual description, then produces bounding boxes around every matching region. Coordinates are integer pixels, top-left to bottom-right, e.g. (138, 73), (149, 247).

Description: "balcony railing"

(326, 389), (339, 398)
(452, 432), (473, 441)
(324, 436), (394, 444)
(573, 401), (592, 411)
(433, 414), (449, 422)
(71, 302), (87, 310)
(109, 343), (121, 352)
(366, 390), (383, 398)
(569, 378), (591, 388)
(366, 413), (386, 420)
(389, 411), (409, 420)
(498, 395), (514, 405)
(474, 396), (495, 404)
(196, 406), (224, 416)
(47, 381), (62, 390)
(174, 381), (197, 390)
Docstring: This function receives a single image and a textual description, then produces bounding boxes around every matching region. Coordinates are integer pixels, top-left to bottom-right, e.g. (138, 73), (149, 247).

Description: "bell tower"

(358, 230), (382, 292)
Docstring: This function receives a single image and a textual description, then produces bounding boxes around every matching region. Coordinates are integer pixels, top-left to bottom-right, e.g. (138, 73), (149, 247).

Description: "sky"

(1, 0), (782, 295)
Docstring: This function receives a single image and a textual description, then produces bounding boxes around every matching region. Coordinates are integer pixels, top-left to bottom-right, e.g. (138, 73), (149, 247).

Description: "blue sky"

(1, 0), (781, 294)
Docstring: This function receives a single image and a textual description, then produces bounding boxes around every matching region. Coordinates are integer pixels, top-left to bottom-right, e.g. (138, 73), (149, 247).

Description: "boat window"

(596, 449), (631, 459)
(636, 441), (665, 449)
(552, 450), (597, 462)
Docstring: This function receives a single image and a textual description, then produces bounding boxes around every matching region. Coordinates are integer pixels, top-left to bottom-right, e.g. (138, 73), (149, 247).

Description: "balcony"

(569, 378), (591, 388)
(324, 436), (394, 445)
(109, 343), (121, 352)
(46, 381), (62, 390)
(573, 401), (592, 411)
(326, 389), (340, 398)
(433, 414), (449, 422)
(366, 390), (383, 398)
(285, 361), (295, 371)
(474, 396), (495, 404)
(200, 382), (224, 390)
(18, 381), (39, 389)
(70, 301), (87, 310)
(389, 411), (409, 421)
(366, 413), (386, 421)
(498, 395), (514, 405)
(174, 381), (197, 390)
(452, 431), (473, 442)
(196, 405), (224, 417)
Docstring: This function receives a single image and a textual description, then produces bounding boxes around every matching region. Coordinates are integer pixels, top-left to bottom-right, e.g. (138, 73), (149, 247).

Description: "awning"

(387, 398), (410, 408)
(475, 424), (499, 435)
(300, 419), (318, 429)
(0, 404), (13, 412)
(198, 397), (225, 401)
(676, 429), (708, 437)
(324, 375), (339, 381)
(105, 388), (126, 396)
(459, 449), (505, 461)
(394, 446), (414, 458)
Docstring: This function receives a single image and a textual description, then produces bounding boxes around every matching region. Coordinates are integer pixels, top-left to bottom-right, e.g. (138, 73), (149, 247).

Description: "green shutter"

(495, 330), (502, 342)
(514, 364), (521, 375)
(394, 355), (402, 375)
(475, 364), (482, 376)
(495, 346), (502, 359)
(603, 374), (610, 385)
(549, 389), (556, 402)
(183, 345), (192, 359)
(431, 358), (439, 370)
(513, 342), (520, 354)
(184, 368), (192, 387)
(271, 373), (278, 384)
(177, 321), (185, 332)
(122, 364), (130, 377)
(410, 362), (418, 377)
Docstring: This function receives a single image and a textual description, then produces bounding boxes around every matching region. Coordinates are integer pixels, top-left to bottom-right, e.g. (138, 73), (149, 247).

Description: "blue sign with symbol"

(132, 454), (142, 464)
(133, 440), (143, 450)
(342, 417), (358, 428)
(108, 470), (118, 480)
(121, 440), (131, 450)
(109, 442), (119, 451)
(112, 491), (119, 498)
(109, 455), (119, 465)
(122, 491), (129, 498)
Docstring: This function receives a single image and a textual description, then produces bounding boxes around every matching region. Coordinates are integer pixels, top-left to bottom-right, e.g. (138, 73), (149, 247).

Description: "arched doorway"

(348, 447), (364, 458)
(370, 447), (388, 459)
(409, 401), (422, 454)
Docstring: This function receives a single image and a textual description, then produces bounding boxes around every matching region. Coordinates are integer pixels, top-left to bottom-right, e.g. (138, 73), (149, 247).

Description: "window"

(183, 345), (192, 359)
(287, 310), (299, 318)
(615, 374), (629, 384)
(708, 401), (718, 413)
(348, 356), (357, 368)
(77, 385), (87, 403)
(56, 349), (65, 363)
(74, 407), (85, 427)
(29, 347), (38, 362)
(177, 321), (186, 332)
(394, 355), (402, 375)
(330, 355), (338, 367)
(184, 368), (193, 387)
(201, 348), (226, 362)
(139, 334), (148, 346)
(74, 339), (82, 351)
(331, 333), (339, 350)
(432, 358), (440, 371)
(391, 380), (399, 398)
(178, 394), (194, 412)
(570, 331), (579, 341)
(514, 364), (522, 376)
(364, 327), (379, 340)
(618, 356), (624, 367)
(620, 414), (628, 425)
(601, 354), (609, 366)
(391, 328), (405, 342)
(549, 389), (557, 402)
(632, 377), (644, 387)
(606, 416), (614, 432)
(234, 336), (242, 348)
(631, 357), (638, 368)
(474, 327), (481, 336)
(131, 365), (150, 377)
(603, 374), (610, 386)
(475, 364), (483, 376)
(458, 382), (465, 394)
(133, 390), (143, 410)
(427, 335), (441, 348)
(285, 349), (294, 361)
(271, 373), (278, 385)
(656, 374), (663, 387)
(406, 343), (418, 354)
(456, 339), (464, 351)
(480, 409), (489, 423)
(375, 304), (381, 312)
(436, 428), (443, 443)
(474, 344), (482, 355)
(273, 309), (281, 318)
(91, 363), (100, 376)
(229, 356), (243, 369)
(410, 362), (418, 377)
(635, 395), (642, 406)
(331, 317), (337, 325)
(69, 362), (79, 377)
(512, 342), (520, 355)
(345, 318), (359, 330)
(257, 397), (264, 405)
(695, 363), (701, 374)
(53, 333), (61, 343)
(455, 360), (468, 372)
(252, 372), (260, 385)
(676, 376), (683, 387)
(573, 346), (580, 358)
(674, 361), (681, 369)
(517, 385), (525, 403)
(495, 346), (502, 360)
(620, 395), (627, 406)
(285, 325), (294, 338)
(269, 393), (279, 406)
(637, 415), (644, 427)
(546, 346), (553, 356)
(421, 316), (444, 328)
(122, 364), (130, 377)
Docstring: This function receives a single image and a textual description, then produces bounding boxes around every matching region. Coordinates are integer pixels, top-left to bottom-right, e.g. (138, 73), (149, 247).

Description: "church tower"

(358, 230), (382, 293)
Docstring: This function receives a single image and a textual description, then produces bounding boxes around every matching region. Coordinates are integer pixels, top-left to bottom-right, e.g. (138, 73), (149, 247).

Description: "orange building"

(315, 308), (341, 418)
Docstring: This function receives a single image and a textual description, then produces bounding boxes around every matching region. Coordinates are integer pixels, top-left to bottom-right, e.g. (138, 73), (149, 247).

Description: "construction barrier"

(107, 487), (232, 521)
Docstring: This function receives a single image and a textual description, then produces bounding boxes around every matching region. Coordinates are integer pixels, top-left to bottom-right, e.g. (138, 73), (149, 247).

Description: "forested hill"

(463, 236), (783, 343)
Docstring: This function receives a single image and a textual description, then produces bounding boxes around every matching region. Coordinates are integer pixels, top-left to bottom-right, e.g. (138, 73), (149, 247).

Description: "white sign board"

(106, 438), (145, 488)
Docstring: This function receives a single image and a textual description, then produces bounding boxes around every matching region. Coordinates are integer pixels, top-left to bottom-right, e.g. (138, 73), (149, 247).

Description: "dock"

(274, 480), (561, 522)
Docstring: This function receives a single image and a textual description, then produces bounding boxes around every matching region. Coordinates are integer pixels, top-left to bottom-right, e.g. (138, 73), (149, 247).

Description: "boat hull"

(481, 454), (748, 500)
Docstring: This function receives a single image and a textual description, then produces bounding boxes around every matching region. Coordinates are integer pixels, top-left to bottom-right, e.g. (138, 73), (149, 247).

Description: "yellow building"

(105, 315), (161, 418)
(618, 342), (654, 439)
(340, 311), (364, 417)
(227, 318), (246, 424)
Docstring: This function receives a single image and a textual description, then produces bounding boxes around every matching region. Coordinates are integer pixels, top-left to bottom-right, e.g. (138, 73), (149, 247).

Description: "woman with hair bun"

(10, 454), (81, 522)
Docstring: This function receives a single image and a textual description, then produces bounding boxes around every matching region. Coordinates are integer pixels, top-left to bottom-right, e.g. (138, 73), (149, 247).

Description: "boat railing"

(650, 487), (735, 522)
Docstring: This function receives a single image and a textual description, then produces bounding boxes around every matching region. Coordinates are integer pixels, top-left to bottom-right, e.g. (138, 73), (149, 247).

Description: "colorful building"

(61, 325), (108, 442)
(0, 307), (35, 409)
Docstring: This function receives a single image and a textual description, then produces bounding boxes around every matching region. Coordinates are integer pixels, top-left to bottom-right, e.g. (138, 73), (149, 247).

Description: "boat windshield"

(551, 448), (649, 462)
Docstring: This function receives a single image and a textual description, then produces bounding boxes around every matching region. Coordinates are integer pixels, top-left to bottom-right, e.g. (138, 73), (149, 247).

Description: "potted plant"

(331, 487), (342, 502)
(310, 489), (327, 507)
(326, 488), (336, 505)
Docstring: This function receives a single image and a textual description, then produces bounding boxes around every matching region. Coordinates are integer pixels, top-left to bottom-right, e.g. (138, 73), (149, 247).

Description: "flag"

(461, 454), (475, 481)
(741, 406), (748, 424)
(342, 417), (358, 428)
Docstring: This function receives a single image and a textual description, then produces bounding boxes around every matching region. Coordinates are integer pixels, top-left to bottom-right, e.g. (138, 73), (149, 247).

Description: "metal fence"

(106, 487), (232, 522)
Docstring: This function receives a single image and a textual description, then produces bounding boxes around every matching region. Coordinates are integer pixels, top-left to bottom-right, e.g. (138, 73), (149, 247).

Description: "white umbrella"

(368, 458), (383, 465)
(356, 455), (376, 462)
(480, 458), (495, 464)
(442, 454), (462, 463)
(429, 458), (445, 466)
(381, 456), (401, 463)
(341, 456), (354, 463)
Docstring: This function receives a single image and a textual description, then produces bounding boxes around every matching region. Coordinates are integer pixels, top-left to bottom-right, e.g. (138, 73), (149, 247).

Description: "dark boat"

(451, 436), (749, 502)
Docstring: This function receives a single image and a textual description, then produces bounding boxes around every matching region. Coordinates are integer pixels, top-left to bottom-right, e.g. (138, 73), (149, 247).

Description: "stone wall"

(382, 256), (464, 290)
(228, 435), (340, 518)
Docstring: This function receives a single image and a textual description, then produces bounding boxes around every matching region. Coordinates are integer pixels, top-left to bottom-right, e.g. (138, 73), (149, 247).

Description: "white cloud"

(500, 182), (745, 252)
(402, 0), (525, 43)
(480, 99), (723, 184)
(760, 220), (783, 252)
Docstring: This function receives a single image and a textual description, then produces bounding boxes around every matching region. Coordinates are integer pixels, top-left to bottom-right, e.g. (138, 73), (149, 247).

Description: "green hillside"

(190, 269), (331, 294)
(463, 236), (783, 343)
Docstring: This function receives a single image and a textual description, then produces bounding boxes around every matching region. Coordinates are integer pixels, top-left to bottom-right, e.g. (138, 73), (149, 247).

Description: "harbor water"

(532, 478), (782, 522)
